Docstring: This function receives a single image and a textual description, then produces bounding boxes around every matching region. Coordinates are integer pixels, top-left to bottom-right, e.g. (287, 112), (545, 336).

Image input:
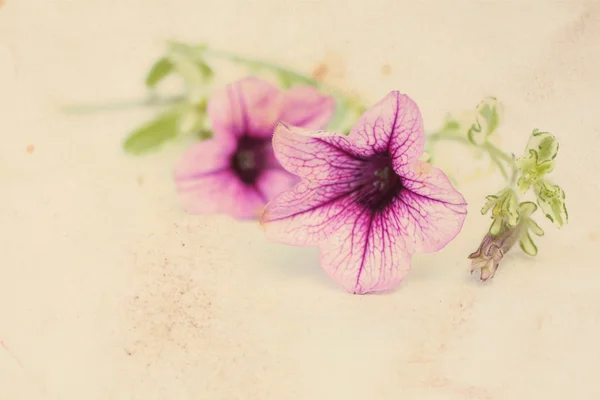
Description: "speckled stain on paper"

(394, 288), (496, 399)
(522, 2), (600, 103)
(311, 49), (347, 83)
(381, 63), (392, 76)
(118, 219), (280, 398)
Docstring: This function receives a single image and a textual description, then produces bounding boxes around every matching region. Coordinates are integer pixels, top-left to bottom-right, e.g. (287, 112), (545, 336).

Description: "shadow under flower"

(258, 243), (341, 290)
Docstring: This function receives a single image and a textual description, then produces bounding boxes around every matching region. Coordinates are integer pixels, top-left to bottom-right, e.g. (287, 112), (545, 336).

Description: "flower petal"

(261, 179), (413, 294)
(207, 76), (284, 139)
(174, 142), (265, 219)
(255, 168), (300, 202)
(395, 161), (468, 253)
(279, 86), (336, 129)
(261, 179), (358, 246)
(176, 172), (266, 219)
(271, 122), (365, 183)
(324, 91), (424, 164)
(173, 140), (235, 181)
(318, 208), (413, 294)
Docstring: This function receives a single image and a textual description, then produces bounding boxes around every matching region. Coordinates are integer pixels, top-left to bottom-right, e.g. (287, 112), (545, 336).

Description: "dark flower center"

(357, 153), (403, 212)
(231, 135), (268, 184)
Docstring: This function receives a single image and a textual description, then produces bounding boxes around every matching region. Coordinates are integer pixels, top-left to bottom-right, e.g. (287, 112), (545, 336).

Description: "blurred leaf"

(197, 60), (214, 80)
(327, 97), (350, 133)
(277, 70), (317, 88)
(168, 53), (205, 87)
(123, 108), (181, 155)
(443, 119), (460, 131)
(146, 57), (174, 88)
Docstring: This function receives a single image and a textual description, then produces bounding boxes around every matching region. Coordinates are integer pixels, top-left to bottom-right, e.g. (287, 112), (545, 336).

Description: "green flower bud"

(481, 188), (519, 235)
(534, 179), (568, 228)
(516, 130), (559, 193)
(467, 97), (503, 145)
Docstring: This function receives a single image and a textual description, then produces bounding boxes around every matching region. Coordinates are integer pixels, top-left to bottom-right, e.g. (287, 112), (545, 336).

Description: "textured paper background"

(1, 0), (599, 399)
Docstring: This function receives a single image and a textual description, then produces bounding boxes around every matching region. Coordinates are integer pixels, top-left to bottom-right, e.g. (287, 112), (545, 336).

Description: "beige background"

(1, 0), (599, 399)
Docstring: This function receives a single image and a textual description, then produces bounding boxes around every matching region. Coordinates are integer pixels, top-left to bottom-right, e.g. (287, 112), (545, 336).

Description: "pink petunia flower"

(174, 77), (335, 219)
(260, 91), (468, 294)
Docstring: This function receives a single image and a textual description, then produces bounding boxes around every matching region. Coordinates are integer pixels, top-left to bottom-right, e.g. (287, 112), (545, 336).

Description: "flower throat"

(358, 153), (403, 212)
(231, 136), (267, 184)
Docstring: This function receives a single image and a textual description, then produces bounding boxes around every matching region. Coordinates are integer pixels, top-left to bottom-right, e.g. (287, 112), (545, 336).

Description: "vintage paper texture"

(1, 0), (599, 399)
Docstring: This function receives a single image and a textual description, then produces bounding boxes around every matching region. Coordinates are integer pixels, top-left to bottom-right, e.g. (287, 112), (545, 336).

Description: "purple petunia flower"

(260, 91), (468, 294)
(174, 77), (335, 219)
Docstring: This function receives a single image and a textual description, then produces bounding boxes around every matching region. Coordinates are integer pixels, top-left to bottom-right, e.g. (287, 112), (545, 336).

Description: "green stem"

(61, 94), (185, 114)
(426, 131), (517, 182)
(170, 42), (365, 112)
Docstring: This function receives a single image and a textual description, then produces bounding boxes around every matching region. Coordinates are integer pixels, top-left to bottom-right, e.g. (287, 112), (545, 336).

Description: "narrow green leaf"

(444, 119), (460, 131)
(169, 53), (205, 87)
(519, 232), (538, 256)
(146, 57), (174, 88)
(197, 61), (214, 80)
(123, 108), (181, 155)
(327, 97), (350, 133)
(277, 70), (296, 89)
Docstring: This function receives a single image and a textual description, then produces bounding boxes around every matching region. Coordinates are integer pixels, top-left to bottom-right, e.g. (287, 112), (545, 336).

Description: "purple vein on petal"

(384, 93), (401, 150)
(315, 138), (369, 162)
(355, 209), (374, 290)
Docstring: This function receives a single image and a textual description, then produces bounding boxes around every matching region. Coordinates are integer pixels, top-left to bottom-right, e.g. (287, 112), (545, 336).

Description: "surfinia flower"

(174, 77), (335, 219)
(260, 91), (468, 294)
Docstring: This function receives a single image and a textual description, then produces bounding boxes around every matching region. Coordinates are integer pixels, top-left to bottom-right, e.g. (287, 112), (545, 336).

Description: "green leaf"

(444, 119), (460, 131)
(519, 231), (538, 256)
(277, 70), (317, 89)
(123, 108), (181, 155)
(168, 53), (206, 87)
(277, 70), (296, 89)
(146, 57), (174, 88)
(196, 60), (214, 80)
